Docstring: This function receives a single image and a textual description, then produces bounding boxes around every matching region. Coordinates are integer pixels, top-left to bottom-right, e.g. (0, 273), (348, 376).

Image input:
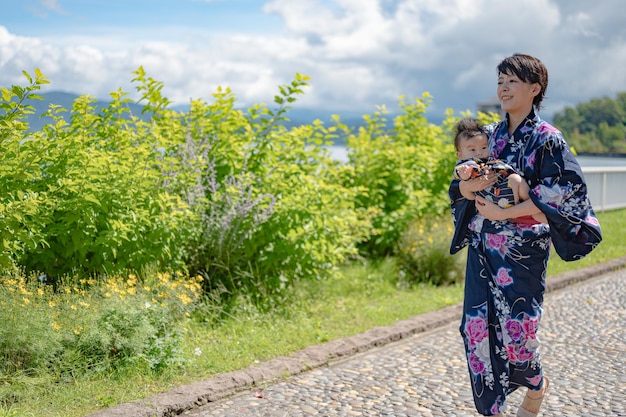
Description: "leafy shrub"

(0, 70), (194, 279)
(2, 68), (477, 309)
(166, 75), (373, 307)
(0, 270), (202, 378)
(344, 94), (458, 257)
(0, 70), (51, 270)
(0, 274), (63, 375)
(396, 214), (464, 286)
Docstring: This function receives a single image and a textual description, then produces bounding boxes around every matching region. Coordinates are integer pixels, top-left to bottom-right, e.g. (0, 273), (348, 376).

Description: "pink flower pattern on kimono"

(465, 315), (488, 347)
(586, 214), (600, 226)
(485, 233), (510, 258)
(522, 314), (539, 341)
(495, 267), (513, 286)
(536, 123), (559, 134)
(527, 149), (536, 168)
(463, 313), (492, 377)
(526, 375), (543, 387)
(507, 344), (534, 363)
(504, 313), (541, 363)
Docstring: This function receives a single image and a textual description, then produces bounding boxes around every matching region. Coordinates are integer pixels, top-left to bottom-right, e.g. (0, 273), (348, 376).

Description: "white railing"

(582, 166), (626, 212)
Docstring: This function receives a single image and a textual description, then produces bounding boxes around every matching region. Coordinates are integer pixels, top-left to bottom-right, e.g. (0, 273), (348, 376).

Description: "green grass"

(546, 208), (625, 276)
(2, 209), (624, 417)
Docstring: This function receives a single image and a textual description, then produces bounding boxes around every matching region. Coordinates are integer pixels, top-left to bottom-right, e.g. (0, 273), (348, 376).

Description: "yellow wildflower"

(177, 293), (192, 305)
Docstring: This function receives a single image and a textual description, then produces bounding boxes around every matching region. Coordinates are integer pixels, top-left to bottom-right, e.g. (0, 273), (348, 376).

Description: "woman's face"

(497, 72), (539, 116)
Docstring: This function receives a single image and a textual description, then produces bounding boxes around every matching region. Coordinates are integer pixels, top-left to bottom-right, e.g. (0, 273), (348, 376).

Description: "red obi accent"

(512, 215), (541, 225)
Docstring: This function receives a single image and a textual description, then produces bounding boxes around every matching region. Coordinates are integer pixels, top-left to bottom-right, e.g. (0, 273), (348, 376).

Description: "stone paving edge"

(86, 256), (626, 417)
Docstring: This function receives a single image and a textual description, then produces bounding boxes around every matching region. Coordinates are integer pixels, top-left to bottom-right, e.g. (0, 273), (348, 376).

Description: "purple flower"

(494, 138), (507, 157)
(505, 320), (523, 341)
(537, 123), (559, 134)
(469, 352), (485, 375)
(527, 149), (536, 167)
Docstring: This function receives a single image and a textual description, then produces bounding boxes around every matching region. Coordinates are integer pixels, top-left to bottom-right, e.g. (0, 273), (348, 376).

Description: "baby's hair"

(454, 118), (486, 151)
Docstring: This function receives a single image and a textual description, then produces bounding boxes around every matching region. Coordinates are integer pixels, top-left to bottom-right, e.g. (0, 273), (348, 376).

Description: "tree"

(553, 92), (626, 153)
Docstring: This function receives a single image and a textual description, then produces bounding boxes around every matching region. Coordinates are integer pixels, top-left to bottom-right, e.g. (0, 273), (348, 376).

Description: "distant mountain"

(22, 91), (148, 131)
(21, 91), (389, 136)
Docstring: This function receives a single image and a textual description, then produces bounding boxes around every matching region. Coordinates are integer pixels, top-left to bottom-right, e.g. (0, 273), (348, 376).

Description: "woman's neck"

(507, 106), (534, 135)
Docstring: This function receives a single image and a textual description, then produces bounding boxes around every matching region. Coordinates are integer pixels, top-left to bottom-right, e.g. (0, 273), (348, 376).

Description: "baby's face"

(457, 134), (489, 160)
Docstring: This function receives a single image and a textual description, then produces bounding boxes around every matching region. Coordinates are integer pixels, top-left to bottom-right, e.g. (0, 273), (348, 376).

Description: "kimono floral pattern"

(450, 111), (601, 415)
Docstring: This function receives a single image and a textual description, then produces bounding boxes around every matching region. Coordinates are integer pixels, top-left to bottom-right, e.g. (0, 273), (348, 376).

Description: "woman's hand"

(475, 195), (508, 221)
(477, 192), (549, 222)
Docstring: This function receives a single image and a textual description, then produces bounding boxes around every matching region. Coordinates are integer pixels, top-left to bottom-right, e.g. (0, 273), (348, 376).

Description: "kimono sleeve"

(449, 179), (476, 254)
(527, 130), (602, 261)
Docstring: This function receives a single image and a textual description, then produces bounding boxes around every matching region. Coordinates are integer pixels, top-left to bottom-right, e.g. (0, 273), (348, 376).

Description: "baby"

(453, 118), (545, 223)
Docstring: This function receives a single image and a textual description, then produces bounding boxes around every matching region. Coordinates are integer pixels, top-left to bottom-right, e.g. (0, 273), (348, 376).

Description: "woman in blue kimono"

(449, 53), (602, 416)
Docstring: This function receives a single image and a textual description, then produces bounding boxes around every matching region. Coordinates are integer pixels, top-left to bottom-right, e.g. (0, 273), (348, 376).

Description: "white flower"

(537, 184), (564, 204)
(194, 347), (202, 356)
(475, 337), (491, 364)
(525, 337), (541, 351)
(497, 198), (511, 208)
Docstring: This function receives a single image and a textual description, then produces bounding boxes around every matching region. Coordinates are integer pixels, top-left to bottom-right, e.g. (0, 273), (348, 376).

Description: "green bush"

(165, 74), (372, 307)
(344, 94), (458, 257)
(0, 70), (194, 279)
(0, 70), (372, 297)
(396, 214), (464, 286)
(0, 276), (63, 376)
(1, 68), (470, 307)
(0, 271), (202, 379)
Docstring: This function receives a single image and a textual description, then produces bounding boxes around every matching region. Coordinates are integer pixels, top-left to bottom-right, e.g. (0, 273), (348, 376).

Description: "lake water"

(329, 146), (626, 168)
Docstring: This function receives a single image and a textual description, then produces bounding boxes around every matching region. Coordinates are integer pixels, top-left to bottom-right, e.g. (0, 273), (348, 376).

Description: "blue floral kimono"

(449, 111), (602, 415)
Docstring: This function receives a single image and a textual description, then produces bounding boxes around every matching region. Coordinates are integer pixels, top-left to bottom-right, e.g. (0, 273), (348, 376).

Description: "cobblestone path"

(182, 270), (626, 417)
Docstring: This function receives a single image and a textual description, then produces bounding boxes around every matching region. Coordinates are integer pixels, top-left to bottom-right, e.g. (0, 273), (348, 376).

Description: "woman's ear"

(530, 83), (541, 97)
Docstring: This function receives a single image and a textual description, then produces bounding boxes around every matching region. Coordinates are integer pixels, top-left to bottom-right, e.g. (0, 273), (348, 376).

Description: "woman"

(449, 53), (602, 416)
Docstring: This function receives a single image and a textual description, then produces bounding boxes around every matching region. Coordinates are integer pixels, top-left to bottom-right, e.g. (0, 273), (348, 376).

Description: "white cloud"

(1, 0), (625, 119)
(25, 0), (67, 19)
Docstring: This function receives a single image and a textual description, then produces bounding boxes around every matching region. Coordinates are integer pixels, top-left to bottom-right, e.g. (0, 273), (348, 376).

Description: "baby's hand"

(455, 164), (474, 180)
(455, 161), (481, 181)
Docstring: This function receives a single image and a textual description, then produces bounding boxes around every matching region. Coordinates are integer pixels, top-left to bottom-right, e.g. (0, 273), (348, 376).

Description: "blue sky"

(2, 0), (626, 119)
(4, 0), (285, 39)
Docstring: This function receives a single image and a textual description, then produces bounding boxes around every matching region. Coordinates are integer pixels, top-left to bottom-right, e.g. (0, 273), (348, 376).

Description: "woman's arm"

(475, 195), (543, 221)
(458, 172), (497, 200)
